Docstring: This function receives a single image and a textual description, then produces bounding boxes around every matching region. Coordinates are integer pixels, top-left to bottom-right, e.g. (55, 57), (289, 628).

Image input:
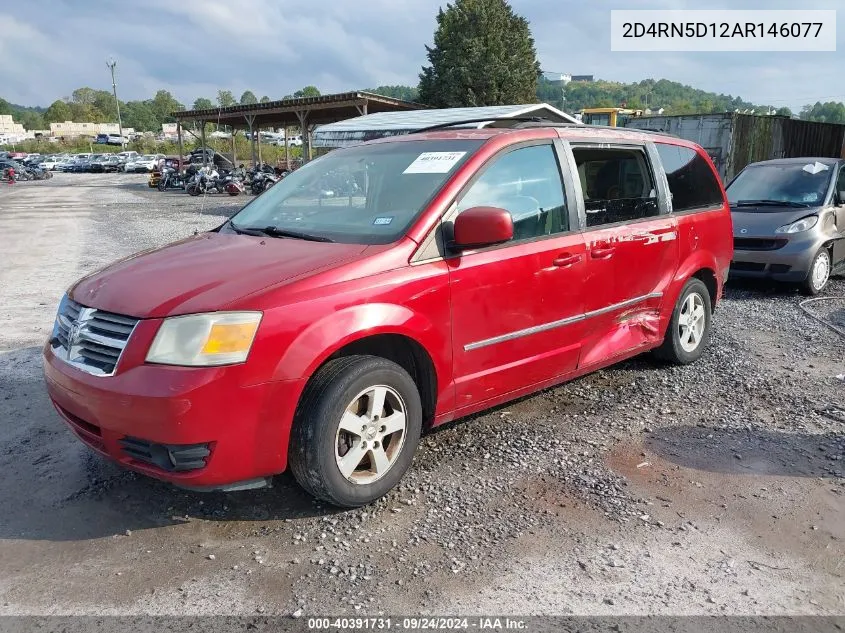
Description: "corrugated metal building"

(624, 113), (845, 182)
(313, 103), (580, 148)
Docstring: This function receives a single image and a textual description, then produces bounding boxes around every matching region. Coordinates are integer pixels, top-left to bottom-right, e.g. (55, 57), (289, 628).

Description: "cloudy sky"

(1, 0), (841, 111)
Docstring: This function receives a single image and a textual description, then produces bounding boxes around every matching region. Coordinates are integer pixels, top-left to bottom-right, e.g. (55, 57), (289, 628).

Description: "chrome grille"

(51, 297), (139, 376)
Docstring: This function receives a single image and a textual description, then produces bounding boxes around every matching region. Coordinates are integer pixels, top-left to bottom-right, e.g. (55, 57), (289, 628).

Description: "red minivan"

(43, 124), (733, 507)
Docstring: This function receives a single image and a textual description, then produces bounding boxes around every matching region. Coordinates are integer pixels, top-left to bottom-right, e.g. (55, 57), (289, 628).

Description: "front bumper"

(730, 233), (821, 282)
(43, 344), (306, 488)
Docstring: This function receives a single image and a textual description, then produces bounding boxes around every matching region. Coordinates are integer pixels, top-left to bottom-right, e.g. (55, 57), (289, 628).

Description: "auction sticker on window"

(404, 152), (467, 174)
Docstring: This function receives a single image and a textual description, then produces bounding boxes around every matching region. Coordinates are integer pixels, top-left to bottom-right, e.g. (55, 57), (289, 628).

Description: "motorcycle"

(220, 169), (247, 196)
(248, 170), (279, 195)
(157, 167), (186, 191)
(185, 167), (222, 196)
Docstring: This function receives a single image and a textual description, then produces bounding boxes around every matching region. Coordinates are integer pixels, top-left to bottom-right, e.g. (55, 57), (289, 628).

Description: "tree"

(92, 90), (119, 120)
(240, 90), (258, 105)
(418, 0), (540, 107)
(0, 98), (12, 116)
(122, 101), (158, 132)
(43, 99), (72, 123)
(366, 85), (419, 102)
(192, 97), (214, 110)
(69, 102), (105, 122)
(800, 101), (845, 124)
(293, 86), (321, 98)
(259, 95), (271, 103)
(150, 90), (183, 123)
(18, 110), (45, 131)
(71, 87), (98, 105)
(775, 107), (793, 117)
(217, 90), (236, 108)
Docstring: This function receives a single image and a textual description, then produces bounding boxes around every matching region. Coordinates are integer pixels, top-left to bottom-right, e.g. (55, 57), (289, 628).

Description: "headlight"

(775, 215), (818, 234)
(146, 312), (262, 366)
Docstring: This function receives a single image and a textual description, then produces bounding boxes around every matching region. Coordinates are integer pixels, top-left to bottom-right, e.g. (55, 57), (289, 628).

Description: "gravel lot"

(0, 173), (842, 616)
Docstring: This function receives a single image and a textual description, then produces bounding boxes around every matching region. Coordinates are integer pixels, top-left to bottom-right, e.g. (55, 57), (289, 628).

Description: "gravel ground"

(0, 173), (842, 616)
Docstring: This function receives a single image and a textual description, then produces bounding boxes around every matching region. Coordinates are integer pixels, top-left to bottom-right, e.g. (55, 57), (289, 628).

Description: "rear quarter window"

(655, 144), (724, 212)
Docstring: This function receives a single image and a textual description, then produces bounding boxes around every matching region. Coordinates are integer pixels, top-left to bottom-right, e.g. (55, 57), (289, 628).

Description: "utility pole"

(106, 57), (125, 147)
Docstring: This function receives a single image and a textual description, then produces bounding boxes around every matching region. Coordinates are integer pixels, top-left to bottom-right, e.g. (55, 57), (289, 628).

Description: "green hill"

(536, 77), (792, 116)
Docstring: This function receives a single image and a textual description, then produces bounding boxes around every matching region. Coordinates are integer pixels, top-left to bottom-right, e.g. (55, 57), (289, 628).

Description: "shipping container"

(624, 113), (845, 182)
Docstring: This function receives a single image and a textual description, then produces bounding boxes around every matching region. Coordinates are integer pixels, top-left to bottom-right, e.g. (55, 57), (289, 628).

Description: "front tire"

(800, 248), (830, 296)
(288, 356), (422, 508)
(654, 278), (712, 365)
(186, 183), (201, 196)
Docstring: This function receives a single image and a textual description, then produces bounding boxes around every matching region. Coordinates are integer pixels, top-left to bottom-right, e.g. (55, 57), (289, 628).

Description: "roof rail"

(413, 116), (557, 133)
(411, 117), (681, 139)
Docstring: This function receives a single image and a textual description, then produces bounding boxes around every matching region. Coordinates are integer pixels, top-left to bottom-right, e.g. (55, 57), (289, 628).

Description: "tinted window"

(837, 167), (845, 198)
(457, 144), (568, 241)
(657, 144), (724, 211)
(230, 139), (483, 245)
(726, 162), (833, 207)
(573, 147), (659, 228)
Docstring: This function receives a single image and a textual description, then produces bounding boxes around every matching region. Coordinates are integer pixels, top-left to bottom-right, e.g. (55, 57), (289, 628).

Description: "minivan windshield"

(226, 139), (483, 244)
(727, 162), (833, 208)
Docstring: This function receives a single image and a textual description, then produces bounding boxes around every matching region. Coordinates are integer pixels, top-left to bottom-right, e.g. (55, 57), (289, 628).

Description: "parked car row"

(3, 151), (168, 174)
(0, 157), (53, 181)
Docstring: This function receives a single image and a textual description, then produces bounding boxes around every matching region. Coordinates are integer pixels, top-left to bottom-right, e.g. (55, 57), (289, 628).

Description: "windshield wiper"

(227, 221), (266, 237)
(231, 221), (334, 242)
(734, 199), (810, 208)
(258, 226), (335, 242)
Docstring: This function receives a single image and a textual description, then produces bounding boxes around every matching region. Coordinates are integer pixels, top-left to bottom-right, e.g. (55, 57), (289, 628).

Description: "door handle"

(590, 246), (616, 259)
(553, 253), (582, 267)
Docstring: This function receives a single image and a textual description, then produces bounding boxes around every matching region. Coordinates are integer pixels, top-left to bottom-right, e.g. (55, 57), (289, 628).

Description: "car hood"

(69, 233), (368, 319)
(730, 206), (821, 236)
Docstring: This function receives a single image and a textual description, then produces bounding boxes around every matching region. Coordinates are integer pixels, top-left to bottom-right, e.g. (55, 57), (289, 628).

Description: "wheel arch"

(274, 304), (447, 429)
(660, 252), (722, 340)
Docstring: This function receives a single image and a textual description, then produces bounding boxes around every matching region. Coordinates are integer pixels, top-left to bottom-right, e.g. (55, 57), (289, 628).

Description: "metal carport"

(171, 91), (425, 168)
(313, 103), (581, 148)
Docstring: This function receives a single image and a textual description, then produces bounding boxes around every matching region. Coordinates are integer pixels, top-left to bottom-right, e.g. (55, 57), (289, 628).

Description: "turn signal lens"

(201, 322), (260, 355)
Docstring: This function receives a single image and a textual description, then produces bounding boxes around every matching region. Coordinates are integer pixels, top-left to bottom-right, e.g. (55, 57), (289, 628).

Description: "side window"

(837, 167), (845, 200)
(572, 146), (659, 228)
(655, 143), (724, 212)
(457, 145), (568, 241)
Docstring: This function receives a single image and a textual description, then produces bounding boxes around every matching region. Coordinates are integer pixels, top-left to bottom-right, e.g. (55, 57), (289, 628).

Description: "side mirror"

(451, 206), (514, 250)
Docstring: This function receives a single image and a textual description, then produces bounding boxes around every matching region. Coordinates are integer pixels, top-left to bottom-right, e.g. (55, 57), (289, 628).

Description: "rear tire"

(654, 278), (712, 365)
(800, 248), (830, 296)
(288, 355), (422, 508)
(186, 183), (201, 196)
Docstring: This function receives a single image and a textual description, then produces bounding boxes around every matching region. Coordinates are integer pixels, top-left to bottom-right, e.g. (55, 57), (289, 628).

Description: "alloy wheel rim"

(335, 385), (407, 485)
(811, 252), (830, 291)
(678, 292), (706, 353)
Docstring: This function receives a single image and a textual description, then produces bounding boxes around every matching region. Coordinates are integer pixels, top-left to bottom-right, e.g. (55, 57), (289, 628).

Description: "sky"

(1, 0), (842, 112)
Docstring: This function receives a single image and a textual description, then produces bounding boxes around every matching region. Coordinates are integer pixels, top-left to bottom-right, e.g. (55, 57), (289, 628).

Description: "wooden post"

(295, 110), (310, 163)
(231, 128), (237, 167)
(200, 120), (207, 167)
(257, 126), (262, 164)
(177, 121), (184, 173)
(245, 115), (256, 167)
(284, 127), (289, 169)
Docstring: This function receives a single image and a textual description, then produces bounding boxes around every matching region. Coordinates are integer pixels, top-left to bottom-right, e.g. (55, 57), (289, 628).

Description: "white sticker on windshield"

(803, 161), (829, 174)
(373, 216), (393, 225)
(403, 151), (467, 174)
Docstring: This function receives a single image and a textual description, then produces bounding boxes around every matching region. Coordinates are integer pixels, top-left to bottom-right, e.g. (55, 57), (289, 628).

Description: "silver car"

(727, 157), (845, 294)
